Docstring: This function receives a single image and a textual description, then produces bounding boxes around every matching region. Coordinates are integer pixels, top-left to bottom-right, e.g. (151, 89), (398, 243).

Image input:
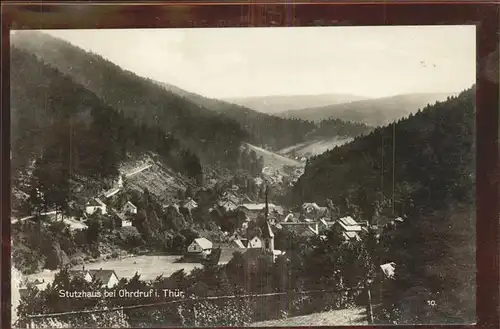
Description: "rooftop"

(193, 237), (213, 250)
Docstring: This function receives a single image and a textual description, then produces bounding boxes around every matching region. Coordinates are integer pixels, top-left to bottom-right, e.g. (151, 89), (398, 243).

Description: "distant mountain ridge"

(224, 93), (367, 114)
(278, 92), (459, 126)
(157, 81), (372, 150)
(11, 30), (375, 166)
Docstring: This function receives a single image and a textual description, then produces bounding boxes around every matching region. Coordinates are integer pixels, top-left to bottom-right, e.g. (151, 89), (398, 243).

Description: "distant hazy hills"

(157, 82), (372, 150)
(224, 94), (366, 115)
(277, 93), (458, 126)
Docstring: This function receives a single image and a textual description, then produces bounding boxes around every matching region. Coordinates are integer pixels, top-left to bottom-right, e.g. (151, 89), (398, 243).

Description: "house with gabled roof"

(88, 269), (119, 288)
(218, 199), (239, 212)
(182, 198), (198, 211)
(85, 198), (107, 215)
(232, 239), (246, 249)
(123, 201), (138, 215)
(69, 267), (119, 288)
(69, 269), (94, 282)
(187, 238), (213, 258)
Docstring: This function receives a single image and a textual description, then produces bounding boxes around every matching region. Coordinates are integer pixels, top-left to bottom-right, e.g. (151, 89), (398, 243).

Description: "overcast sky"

(43, 26), (475, 99)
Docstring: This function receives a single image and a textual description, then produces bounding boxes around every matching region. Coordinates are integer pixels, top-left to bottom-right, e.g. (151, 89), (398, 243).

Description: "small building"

(232, 239), (246, 249)
(110, 210), (132, 228)
(248, 236), (263, 248)
(69, 268), (119, 288)
(122, 220), (133, 227)
(218, 200), (238, 212)
(187, 238), (213, 258)
(239, 203), (280, 213)
(380, 262), (396, 279)
(123, 201), (138, 215)
(85, 198), (107, 215)
(69, 270), (94, 283)
(88, 269), (120, 288)
(333, 216), (363, 242)
(183, 198), (198, 211)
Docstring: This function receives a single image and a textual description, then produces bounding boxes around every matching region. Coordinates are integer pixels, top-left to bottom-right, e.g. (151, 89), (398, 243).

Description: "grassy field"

(245, 143), (303, 171)
(250, 307), (368, 326)
(26, 248), (238, 288)
(278, 137), (354, 158)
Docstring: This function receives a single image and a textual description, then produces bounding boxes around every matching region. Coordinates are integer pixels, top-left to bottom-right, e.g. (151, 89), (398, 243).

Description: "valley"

(10, 29), (476, 328)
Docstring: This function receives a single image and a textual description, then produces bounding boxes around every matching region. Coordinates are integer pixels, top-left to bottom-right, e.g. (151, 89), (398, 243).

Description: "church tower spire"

(265, 185), (269, 220)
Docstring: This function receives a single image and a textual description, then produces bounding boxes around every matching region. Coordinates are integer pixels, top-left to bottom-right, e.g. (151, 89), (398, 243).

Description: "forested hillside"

(12, 31), (375, 153)
(292, 86), (476, 323)
(158, 82), (319, 150)
(160, 82), (372, 150)
(11, 31), (246, 166)
(11, 47), (203, 206)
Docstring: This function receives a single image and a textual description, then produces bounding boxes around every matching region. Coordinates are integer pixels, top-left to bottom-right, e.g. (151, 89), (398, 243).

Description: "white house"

(183, 198), (198, 211)
(218, 200), (238, 212)
(89, 269), (120, 288)
(380, 262), (396, 279)
(85, 198), (107, 215)
(69, 270), (94, 283)
(123, 201), (138, 215)
(187, 238), (213, 258)
(70, 269), (119, 288)
(122, 220), (133, 227)
(248, 236), (262, 248)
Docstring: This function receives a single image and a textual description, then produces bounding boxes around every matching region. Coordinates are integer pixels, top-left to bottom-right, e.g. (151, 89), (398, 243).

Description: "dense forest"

(11, 33), (247, 167)
(308, 117), (372, 139)
(11, 47), (205, 209)
(292, 86), (476, 323)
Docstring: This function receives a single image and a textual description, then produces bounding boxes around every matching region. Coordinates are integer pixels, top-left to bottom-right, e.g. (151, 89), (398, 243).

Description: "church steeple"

(262, 185), (274, 253)
(264, 185), (269, 220)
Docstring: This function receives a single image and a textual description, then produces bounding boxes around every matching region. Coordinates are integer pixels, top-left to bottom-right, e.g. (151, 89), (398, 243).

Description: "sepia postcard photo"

(10, 25), (476, 327)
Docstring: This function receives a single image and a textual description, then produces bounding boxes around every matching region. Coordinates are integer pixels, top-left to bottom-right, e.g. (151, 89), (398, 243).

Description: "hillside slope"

(224, 94), (367, 114)
(279, 93), (458, 126)
(11, 46), (199, 211)
(11, 31), (246, 165)
(293, 86), (476, 324)
(157, 81), (317, 150)
(159, 81), (373, 151)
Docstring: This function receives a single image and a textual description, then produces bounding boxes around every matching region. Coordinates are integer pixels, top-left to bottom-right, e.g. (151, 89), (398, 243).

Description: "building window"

(265, 241), (270, 249)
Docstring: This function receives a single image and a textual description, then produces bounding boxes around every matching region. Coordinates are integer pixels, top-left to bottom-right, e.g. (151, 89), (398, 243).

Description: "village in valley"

(13, 156), (399, 296)
(10, 27), (476, 328)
